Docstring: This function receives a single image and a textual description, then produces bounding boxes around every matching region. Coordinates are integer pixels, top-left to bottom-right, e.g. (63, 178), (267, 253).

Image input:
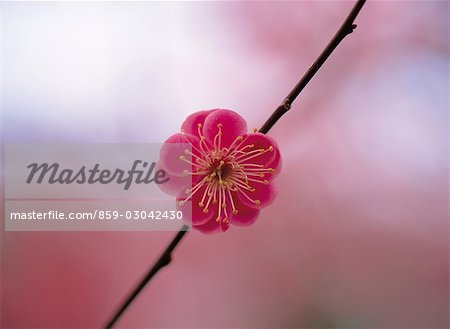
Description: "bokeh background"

(1, 1), (448, 328)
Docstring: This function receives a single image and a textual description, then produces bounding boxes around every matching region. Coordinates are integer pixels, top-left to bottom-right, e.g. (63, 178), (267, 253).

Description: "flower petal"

(203, 109), (248, 148)
(237, 181), (277, 209)
(229, 198), (260, 227)
(176, 184), (215, 226)
(193, 218), (223, 234)
(181, 110), (218, 137)
(159, 133), (200, 176)
(156, 163), (197, 197)
(193, 216), (230, 234)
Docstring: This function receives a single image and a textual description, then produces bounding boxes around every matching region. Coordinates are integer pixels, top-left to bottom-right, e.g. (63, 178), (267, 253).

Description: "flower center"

(210, 159), (234, 185)
(179, 123), (276, 225)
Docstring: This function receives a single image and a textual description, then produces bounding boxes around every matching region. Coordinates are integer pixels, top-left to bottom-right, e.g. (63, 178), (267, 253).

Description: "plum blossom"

(159, 109), (281, 233)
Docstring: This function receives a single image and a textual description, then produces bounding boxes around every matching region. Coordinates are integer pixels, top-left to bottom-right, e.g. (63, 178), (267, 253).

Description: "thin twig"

(104, 1), (366, 327)
(259, 0), (366, 134)
(105, 225), (190, 328)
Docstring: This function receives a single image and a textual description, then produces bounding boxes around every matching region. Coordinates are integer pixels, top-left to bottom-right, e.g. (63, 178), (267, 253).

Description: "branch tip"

(258, 0), (366, 134)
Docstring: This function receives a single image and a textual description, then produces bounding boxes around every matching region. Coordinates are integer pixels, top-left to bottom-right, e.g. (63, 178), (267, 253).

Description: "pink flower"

(159, 109), (281, 233)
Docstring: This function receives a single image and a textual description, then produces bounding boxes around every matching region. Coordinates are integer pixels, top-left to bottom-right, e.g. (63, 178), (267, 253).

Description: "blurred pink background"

(1, 1), (448, 328)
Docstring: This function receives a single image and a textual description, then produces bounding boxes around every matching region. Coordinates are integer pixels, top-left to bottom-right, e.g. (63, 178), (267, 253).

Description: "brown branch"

(105, 226), (190, 328)
(259, 0), (366, 134)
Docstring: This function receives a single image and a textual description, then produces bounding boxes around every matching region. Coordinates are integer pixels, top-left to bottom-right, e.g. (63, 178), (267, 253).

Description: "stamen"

(213, 123), (223, 152)
(240, 164), (264, 168)
(227, 144), (255, 158)
(184, 149), (209, 166)
(226, 188), (238, 215)
(222, 192), (229, 224)
(204, 182), (215, 211)
(233, 147), (263, 160)
(179, 155), (206, 170)
(183, 169), (210, 176)
(197, 123), (203, 138)
(211, 183), (218, 204)
(247, 178), (269, 185)
(198, 183), (213, 208)
(226, 135), (245, 155)
(235, 147), (272, 163)
(236, 188), (261, 205)
(216, 184), (223, 222)
(229, 170), (248, 181)
(180, 130), (209, 159)
(245, 172), (265, 177)
(243, 167), (275, 173)
(197, 123), (212, 155)
(228, 175), (255, 191)
(182, 177), (208, 202)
